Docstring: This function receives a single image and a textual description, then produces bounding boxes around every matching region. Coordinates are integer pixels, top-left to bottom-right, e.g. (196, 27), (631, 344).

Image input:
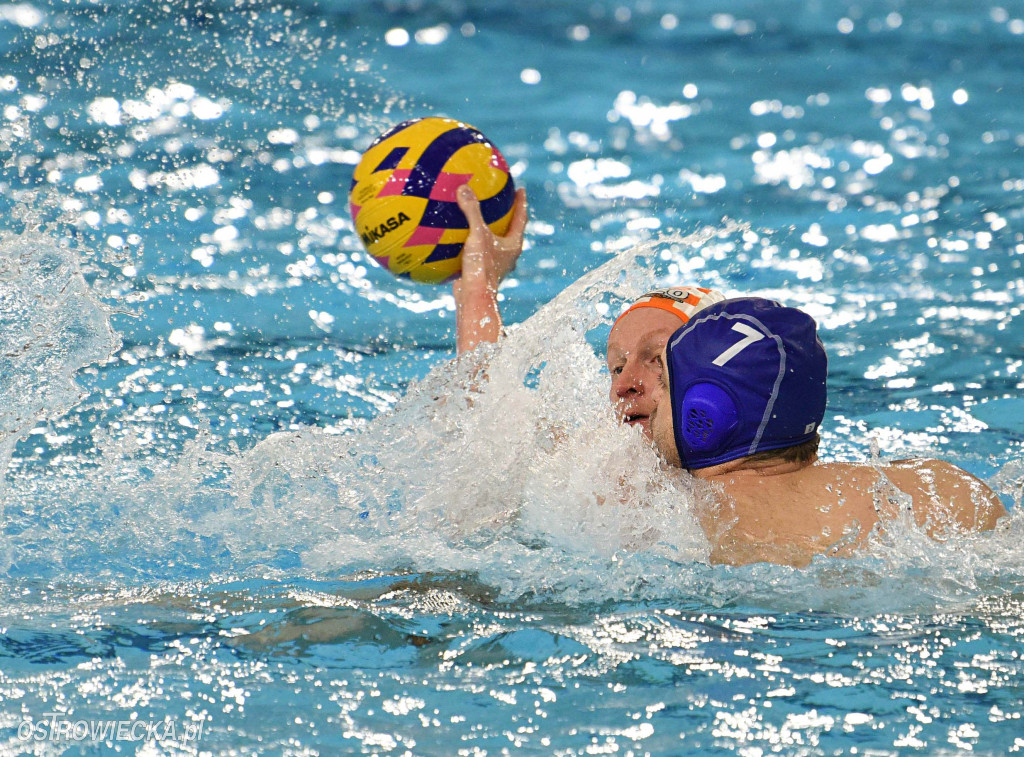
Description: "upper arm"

(884, 458), (1008, 535)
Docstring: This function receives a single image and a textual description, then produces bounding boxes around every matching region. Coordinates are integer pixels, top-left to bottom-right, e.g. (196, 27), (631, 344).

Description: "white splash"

(1, 223), (1020, 612)
(0, 232), (120, 571)
(0, 233), (119, 463)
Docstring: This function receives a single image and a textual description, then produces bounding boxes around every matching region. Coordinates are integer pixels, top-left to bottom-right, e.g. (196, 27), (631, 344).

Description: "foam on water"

(0, 227), (712, 586)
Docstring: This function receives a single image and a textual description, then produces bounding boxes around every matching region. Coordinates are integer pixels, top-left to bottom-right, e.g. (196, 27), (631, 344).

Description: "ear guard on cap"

(678, 382), (739, 457)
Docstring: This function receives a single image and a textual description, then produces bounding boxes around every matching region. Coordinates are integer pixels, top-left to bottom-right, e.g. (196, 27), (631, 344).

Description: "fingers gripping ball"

(349, 117), (516, 284)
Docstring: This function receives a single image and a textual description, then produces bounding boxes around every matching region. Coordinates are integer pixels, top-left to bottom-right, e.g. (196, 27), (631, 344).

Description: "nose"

(613, 362), (644, 398)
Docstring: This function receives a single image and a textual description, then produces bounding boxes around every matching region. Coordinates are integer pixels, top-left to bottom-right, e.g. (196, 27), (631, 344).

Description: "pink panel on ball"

(489, 149), (509, 173)
(404, 225), (445, 247)
(377, 169), (412, 197)
(428, 172), (474, 201)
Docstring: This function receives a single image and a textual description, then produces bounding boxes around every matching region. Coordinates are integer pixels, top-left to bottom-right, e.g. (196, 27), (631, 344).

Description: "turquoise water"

(1, 0), (1023, 754)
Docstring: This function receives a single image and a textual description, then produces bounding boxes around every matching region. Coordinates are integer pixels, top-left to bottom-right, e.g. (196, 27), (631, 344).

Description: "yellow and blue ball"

(349, 117), (516, 284)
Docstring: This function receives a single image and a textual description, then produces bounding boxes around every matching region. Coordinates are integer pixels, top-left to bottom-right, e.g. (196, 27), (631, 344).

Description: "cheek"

(653, 413), (679, 465)
(652, 404), (667, 438)
(638, 364), (662, 391)
(640, 368), (666, 403)
(651, 401), (675, 452)
(648, 379), (665, 402)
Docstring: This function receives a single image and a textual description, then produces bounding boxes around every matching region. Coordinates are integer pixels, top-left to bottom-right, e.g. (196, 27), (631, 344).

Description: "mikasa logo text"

(361, 212), (411, 246)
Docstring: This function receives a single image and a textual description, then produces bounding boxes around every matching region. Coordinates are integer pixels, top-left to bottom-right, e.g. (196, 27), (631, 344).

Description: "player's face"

(606, 308), (683, 439)
(649, 348), (682, 467)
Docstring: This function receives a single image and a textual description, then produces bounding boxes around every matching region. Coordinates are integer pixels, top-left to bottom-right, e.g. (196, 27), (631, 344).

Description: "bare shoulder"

(882, 458), (1007, 534)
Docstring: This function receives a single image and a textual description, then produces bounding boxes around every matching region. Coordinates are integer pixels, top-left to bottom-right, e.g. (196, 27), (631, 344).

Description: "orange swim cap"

(613, 285), (726, 328)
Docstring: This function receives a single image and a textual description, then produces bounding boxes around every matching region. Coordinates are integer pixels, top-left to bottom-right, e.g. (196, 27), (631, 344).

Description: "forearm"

(455, 285), (502, 355)
(451, 184), (527, 356)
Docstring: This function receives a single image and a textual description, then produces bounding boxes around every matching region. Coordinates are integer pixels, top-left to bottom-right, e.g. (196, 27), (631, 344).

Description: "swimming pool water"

(1, 1), (1023, 754)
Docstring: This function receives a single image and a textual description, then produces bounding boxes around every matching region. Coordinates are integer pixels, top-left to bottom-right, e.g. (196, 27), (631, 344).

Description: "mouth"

(622, 413), (652, 436)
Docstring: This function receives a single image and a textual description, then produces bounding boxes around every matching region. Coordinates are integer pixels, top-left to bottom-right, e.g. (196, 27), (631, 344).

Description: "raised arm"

(452, 184), (528, 355)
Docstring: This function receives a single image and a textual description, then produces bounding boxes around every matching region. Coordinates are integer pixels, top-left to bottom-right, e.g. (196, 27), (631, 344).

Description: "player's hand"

(454, 184), (528, 297)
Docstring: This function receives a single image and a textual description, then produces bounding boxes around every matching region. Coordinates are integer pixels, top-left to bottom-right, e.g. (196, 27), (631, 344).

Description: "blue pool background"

(1, 1), (1023, 754)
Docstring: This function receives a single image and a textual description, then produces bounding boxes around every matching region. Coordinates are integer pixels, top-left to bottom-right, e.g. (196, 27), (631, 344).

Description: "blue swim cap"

(664, 297), (828, 470)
